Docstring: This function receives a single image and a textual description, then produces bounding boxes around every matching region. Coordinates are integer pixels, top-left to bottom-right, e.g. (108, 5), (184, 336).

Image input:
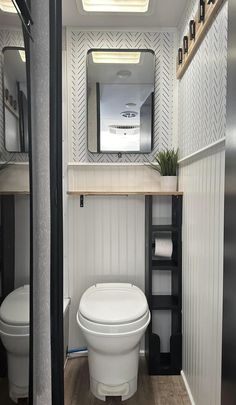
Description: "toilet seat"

(0, 285), (29, 337)
(78, 309), (150, 335)
(0, 319), (29, 336)
(79, 283), (148, 325)
(78, 283), (150, 336)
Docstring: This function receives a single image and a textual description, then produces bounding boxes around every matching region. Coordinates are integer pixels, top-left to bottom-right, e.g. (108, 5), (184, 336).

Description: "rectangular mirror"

(87, 49), (155, 154)
(3, 46), (29, 153)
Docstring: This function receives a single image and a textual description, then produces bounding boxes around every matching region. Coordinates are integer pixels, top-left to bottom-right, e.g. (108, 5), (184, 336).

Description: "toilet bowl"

(0, 285), (29, 403)
(77, 283), (150, 401)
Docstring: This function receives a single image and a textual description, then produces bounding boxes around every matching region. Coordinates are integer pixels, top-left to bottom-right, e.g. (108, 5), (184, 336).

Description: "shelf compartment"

(152, 225), (178, 233)
(152, 259), (178, 270)
(152, 295), (178, 310)
(147, 332), (182, 375)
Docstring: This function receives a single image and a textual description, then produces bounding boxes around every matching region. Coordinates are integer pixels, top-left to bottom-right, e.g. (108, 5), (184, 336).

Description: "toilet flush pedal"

(98, 382), (129, 398)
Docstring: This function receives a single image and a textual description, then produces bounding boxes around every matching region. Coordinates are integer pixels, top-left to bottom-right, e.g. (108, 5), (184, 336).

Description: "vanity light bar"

(81, 0), (149, 13)
(92, 51), (141, 64)
(0, 0), (17, 13)
(19, 50), (26, 62)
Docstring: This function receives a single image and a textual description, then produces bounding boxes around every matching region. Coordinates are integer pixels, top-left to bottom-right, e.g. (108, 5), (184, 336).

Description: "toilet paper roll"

(154, 238), (173, 258)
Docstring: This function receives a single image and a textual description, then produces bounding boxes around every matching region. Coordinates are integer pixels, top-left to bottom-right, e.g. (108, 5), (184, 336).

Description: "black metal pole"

(49, 0), (64, 404)
(23, 14), (33, 404)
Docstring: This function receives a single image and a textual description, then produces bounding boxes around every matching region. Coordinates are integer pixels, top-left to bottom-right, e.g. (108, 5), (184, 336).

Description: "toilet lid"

(79, 283), (148, 325)
(0, 285), (29, 326)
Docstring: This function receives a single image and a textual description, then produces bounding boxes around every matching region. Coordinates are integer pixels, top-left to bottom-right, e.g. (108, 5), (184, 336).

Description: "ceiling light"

(0, 0), (17, 13)
(126, 103), (137, 108)
(19, 50), (26, 63)
(81, 0), (149, 13)
(92, 52), (141, 64)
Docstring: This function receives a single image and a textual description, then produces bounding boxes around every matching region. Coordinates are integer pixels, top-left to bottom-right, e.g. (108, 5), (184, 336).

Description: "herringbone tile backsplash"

(66, 29), (177, 163)
(178, 1), (228, 159)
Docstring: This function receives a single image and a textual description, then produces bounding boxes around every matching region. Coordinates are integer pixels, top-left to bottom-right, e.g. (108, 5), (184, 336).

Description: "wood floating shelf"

(0, 191), (29, 195)
(67, 191), (183, 196)
(177, 0), (226, 80)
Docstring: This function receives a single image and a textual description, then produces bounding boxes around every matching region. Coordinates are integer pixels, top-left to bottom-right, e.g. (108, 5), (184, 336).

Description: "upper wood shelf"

(0, 191), (29, 195)
(67, 191), (183, 196)
(177, 0), (226, 80)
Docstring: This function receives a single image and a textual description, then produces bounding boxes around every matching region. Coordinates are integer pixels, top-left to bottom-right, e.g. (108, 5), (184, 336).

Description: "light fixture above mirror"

(92, 51), (141, 64)
(80, 0), (150, 13)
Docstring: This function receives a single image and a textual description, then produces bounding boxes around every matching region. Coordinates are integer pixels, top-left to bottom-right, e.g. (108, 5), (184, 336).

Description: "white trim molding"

(178, 138), (225, 165)
(181, 371), (196, 405)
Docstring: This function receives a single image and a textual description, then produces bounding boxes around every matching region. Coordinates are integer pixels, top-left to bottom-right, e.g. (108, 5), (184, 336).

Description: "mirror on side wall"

(87, 49), (155, 154)
(2, 46), (28, 153)
(0, 2), (32, 404)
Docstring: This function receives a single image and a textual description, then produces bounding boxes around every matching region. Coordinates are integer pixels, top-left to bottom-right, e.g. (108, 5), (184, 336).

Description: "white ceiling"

(62, 0), (188, 28)
(0, 0), (188, 29)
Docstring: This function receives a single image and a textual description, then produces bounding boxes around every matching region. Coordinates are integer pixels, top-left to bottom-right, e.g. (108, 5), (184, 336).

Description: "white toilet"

(77, 283), (150, 401)
(0, 285), (29, 403)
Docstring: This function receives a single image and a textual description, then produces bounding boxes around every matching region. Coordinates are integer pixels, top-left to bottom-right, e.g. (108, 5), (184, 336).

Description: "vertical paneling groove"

(179, 147), (225, 405)
(68, 196), (146, 349)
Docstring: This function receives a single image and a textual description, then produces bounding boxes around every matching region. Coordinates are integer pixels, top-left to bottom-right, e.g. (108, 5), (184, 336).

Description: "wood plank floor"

(0, 377), (28, 405)
(64, 357), (191, 405)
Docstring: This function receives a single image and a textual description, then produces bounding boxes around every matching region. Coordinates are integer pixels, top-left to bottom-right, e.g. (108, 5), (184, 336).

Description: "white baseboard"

(68, 349), (146, 360)
(68, 350), (88, 359)
(181, 371), (196, 405)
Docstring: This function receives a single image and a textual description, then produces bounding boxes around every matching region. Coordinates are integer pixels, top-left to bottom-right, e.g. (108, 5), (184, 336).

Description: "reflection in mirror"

(87, 49), (155, 154)
(0, 4), (30, 405)
(3, 47), (28, 153)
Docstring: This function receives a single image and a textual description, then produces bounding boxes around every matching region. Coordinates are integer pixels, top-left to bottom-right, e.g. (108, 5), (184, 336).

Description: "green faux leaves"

(149, 149), (178, 176)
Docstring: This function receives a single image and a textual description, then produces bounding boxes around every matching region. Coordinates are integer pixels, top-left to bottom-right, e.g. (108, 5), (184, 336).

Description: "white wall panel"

(179, 146), (225, 405)
(68, 195), (145, 348)
(67, 163), (162, 193)
(67, 194), (171, 350)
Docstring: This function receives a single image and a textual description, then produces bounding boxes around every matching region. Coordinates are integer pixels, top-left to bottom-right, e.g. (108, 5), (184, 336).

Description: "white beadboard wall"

(67, 163), (162, 193)
(177, 2), (227, 404)
(66, 195), (172, 351)
(67, 195), (145, 348)
(179, 145), (225, 405)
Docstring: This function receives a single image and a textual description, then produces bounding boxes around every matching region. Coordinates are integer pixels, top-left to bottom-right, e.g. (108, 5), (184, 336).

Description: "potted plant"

(149, 148), (178, 191)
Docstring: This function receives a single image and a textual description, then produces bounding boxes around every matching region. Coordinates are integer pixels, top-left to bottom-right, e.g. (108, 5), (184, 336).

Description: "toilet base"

(7, 352), (29, 403)
(90, 376), (137, 401)
(9, 382), (28, 404)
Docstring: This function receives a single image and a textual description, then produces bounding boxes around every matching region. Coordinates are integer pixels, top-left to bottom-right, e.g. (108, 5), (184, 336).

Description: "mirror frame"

(86, 48), (155, 154)
(2, 45), (29, 153)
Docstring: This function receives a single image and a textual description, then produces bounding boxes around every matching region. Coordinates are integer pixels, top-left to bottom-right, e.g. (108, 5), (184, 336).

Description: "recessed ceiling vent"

(109, 125), (140, 135)
(120, 111), (138, 118)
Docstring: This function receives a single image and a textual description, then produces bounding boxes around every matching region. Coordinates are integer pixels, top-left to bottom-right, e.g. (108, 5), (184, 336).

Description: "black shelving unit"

(145, 195), (182, 375)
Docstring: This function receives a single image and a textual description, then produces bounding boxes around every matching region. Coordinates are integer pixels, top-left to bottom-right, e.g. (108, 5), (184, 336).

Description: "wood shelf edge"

(67, 191), (183, 196)
(0, 191), (30, 195)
